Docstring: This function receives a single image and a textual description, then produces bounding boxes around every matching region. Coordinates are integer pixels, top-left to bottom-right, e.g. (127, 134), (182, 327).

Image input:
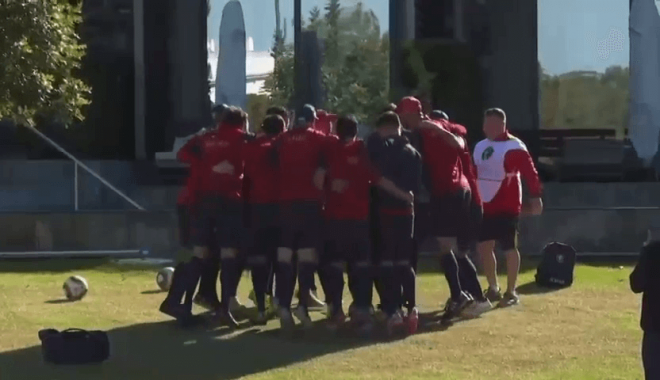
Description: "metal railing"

(26, 125), (146, 211)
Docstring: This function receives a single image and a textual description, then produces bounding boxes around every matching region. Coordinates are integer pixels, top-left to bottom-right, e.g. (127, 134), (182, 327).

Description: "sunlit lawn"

(0, 258), (645, 380)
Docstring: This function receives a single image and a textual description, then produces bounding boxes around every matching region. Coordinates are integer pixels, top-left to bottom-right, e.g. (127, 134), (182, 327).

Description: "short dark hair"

(223, 107), (248, 126)
(484, 108), (506, 122)
(382, 103), (397, 113)
(375, 111), (401, 129)
(336, 115), (358, 140)
(261, 114), (285, 136)
(266, 106), (288, 120)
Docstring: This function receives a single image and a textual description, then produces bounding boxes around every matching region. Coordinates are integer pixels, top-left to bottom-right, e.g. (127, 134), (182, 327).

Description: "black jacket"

(630, 241), (660, 333)
(366, 132), (422, 211)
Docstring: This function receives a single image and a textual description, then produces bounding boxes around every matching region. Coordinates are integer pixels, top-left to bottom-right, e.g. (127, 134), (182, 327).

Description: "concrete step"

(0, 208), (654, 260)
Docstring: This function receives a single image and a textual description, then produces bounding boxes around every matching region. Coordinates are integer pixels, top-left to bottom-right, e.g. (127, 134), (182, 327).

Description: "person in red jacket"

(429, 110), (490, 316)
(397, 96), (476, 323)
(473, 108), (543, 307)
(161, 107), (251, 328)
(322, 114), (413, 332)
(316, 109), (338, 135)
(272, 104), (333, 331)
(243, 114), (285, 324)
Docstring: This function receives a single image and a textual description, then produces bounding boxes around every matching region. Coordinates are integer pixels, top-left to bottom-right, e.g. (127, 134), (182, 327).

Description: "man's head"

(212, 103), (229, 124)
(298, 104), (318, 129)
(396, 96), (424, 130)
(375, 111), (402, 137)
(266, 106), (289, 127)
(430, 110), (449, 121)
(483, 107), (507, 140)
(336, 115), (359, 142)
(222, 106), (248, 130)
(261, 114), (286, 136)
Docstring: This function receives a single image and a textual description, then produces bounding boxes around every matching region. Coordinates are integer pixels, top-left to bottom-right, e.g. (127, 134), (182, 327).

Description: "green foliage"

(264, 0), (390, 123)
(540, 65), (629, 137)
(0, 0), (90, 126)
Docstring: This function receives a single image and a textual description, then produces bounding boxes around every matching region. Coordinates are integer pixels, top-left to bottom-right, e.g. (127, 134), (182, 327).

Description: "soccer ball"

(63, 275), (88, 301)
(156, 267), (175, 291)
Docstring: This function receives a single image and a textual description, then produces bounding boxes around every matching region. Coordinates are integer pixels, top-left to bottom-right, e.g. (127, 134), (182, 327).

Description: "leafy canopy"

(0, 0), (89, 126)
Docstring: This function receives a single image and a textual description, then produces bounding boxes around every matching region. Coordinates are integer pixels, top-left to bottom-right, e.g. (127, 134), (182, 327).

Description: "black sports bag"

(535, 242), (577, 288)
(38, 328), (110, 365)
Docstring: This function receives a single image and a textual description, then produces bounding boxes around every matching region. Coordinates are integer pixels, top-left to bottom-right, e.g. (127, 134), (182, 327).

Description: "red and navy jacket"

(244, 135), (279, 204)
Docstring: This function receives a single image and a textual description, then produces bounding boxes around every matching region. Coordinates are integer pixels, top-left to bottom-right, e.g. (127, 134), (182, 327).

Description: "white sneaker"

(462, 299), (492, 318)
(294, 306), (313, 329)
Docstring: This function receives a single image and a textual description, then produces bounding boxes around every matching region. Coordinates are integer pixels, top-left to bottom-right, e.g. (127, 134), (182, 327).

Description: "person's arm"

(461, 147), (482, 206)
(417, 120), (465, 150)
(177, 136), (202, 164)
(630, 245), (650, 293)
(506, 149), (543, 215)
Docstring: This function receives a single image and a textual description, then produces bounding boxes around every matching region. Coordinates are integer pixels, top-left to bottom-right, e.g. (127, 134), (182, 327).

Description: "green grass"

(0, 259), (645, 380)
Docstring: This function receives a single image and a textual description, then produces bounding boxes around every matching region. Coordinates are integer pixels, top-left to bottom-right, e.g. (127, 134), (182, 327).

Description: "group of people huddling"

(159, 95), (544, 336)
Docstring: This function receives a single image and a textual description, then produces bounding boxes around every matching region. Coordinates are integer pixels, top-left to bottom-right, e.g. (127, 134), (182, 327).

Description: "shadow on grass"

(141, 290), (164, 295)
(515, 281), (563, 295)
(44, 299), (73, 305)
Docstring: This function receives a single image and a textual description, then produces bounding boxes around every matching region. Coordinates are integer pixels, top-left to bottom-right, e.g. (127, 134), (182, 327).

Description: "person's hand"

(331, 179), (349, 193)
(524, 197), (543, 216)
(212, 161), (234, 175)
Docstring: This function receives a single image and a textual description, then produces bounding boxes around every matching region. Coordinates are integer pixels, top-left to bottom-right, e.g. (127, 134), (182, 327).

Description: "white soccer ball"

(156, 267), (175, 291)
(63, 275), (89, 301)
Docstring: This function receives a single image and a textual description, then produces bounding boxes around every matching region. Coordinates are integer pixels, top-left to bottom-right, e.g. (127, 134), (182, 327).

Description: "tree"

(0, 0), (89, 126)
(308, 6), (322, 33)
(324, 0), (341, 67)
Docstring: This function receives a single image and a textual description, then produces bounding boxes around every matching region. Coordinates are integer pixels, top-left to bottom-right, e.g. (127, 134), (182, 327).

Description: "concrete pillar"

(169, 0), (208, 138)
(484, 0), (539, 131)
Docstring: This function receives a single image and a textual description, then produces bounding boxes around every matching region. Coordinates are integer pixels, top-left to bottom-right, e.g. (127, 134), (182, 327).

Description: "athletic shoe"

(229, 296), (244, 312)
(278, 308), (296, 332)
(441, 292), (471, 323)
(484, 287), (502, 302)
(307, 290), (326, 310)
(193, 294), (222, 312)
(386, 312), (404, 336)
(498, 291), (520, 308)
(406, 307), (419, 334)
(462, 299), (493, 318)
(253, 311), (269, 326)
(326, 310), (347, 331)
(159, 301), (190, 320)
(215, 308), (239, 328)
(294, 305), (313, 329)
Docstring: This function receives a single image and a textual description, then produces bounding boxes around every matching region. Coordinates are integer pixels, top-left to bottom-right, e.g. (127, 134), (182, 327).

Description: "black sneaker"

(159, 301), (198, 327)
(484, 287), (503, 303)
(440, 292), (471, 323)
(214, 308), (240, 328)
(498, 291), (520, 308)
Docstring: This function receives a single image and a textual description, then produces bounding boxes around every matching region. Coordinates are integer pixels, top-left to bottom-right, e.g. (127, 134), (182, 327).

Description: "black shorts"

(379, 214), (414, 263)
(323, 219), (371, 264)
(279, 200), (322, 250)
(429, 188), (471, 238)
(478, 215), (519, 251)
(245, 203), (280, 258)
(177, 204), (192, 248)
(191, 196), (243, 249)
(457, 201), (484, 252)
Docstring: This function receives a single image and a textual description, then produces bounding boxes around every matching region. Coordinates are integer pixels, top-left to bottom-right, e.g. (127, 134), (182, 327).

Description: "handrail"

(25, 125), (146, 211)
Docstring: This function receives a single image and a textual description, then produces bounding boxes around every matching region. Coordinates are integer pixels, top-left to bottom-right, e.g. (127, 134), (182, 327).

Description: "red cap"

(396, 97), (423, 115)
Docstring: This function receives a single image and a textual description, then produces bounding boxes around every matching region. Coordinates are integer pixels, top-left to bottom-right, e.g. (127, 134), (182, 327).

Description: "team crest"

(482, 146), (495, 161)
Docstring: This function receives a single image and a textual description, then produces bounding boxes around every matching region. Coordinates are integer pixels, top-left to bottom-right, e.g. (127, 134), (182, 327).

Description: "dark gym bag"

(38, 328), (110, 365)
(535, 242), (577, 288)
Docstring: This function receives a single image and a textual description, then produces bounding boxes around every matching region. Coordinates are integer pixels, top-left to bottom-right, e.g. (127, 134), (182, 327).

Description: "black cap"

(212, 103), (229, 115)
(430, 110), (449, 120)
(300, 104), (318, 123)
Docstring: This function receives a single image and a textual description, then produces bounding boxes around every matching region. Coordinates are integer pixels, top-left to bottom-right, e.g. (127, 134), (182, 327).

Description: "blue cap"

(300, 104), (318, 123)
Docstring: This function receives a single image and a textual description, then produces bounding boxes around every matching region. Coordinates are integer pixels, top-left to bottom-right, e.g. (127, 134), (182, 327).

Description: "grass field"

(0, 258), (645, 380)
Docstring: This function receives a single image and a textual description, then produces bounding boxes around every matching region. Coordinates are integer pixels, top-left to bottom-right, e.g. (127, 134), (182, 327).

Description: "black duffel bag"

(38, 328), (110, 365)
(535, 242), (577, 288)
